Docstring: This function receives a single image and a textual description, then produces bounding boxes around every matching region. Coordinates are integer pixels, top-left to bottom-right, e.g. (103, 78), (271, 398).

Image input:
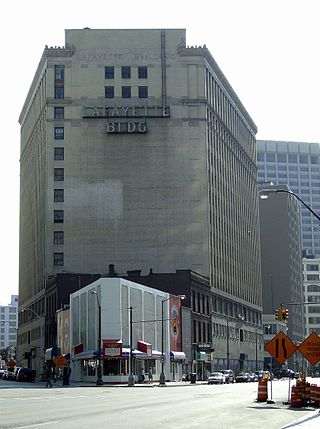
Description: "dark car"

(16, 368), (36, 382)
(221, 369), (235, 383)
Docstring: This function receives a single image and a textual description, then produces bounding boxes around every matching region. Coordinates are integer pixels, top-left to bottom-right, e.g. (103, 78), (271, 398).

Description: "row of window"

(105, 86), (148, 99)
(53, 102), (64, 267)
(257, 152), (319, 164)
(105, 66), (148, 80)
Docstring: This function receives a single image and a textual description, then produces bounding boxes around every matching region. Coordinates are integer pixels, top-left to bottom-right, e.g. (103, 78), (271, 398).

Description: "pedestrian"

(148, 368), (153, 384)
(63, 364), (71, 386)
(45, 368), (52, 388)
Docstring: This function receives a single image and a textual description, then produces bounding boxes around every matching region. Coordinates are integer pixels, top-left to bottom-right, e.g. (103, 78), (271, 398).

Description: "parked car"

(254, 370), (264, 380)
(2, 369), (15, 380)
(248, 373), (258, 382)
(220, 369), (235, 383)
(208, 372), (226, 384)
(16, 368), (36, 382)
(0, 368), (5, 379)
(236, 372), (250, 382)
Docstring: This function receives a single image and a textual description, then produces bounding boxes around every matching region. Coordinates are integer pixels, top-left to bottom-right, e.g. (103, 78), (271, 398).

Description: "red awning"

(137, 341), (152, 357)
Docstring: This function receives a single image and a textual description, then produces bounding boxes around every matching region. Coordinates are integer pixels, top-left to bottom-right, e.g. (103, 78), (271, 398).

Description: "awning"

(151, 350), (162, 359)
(72, 349), (98, 360)
(170, 351), (186, 361)
(121, 348), (147, 359)
(137, 341), (152, 357)
(63, 353), (70, 361)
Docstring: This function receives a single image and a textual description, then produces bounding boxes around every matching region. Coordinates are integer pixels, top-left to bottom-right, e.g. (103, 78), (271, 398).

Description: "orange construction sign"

(265, 331), (297, 365)
(298, 332), (320, 366)
(53, 354), (68, 368)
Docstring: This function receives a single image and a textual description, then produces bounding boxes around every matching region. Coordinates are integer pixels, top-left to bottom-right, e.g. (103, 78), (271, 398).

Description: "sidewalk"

(281, 411), (320, 428)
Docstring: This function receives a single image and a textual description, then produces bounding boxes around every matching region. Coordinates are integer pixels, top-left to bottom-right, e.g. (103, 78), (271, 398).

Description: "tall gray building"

(257, 140), (320, 257)
(19, 29), (262, 369)
(259, 184), (304, 346)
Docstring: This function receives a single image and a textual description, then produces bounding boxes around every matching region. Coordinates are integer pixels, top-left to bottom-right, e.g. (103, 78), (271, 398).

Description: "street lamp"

(259, 188), (320, 222)
(90, 290), (103, 386)
(128, 306), (134, 387)
(159, 294), (186, 386)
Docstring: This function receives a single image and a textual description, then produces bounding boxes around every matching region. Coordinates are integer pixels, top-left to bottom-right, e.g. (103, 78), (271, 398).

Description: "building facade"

(259, 184), (304, 349)
(69, 277), (184, 384)
(257, 140), (320, 257)
(0, 295), (19, 355)
(19, 28), (263, 371)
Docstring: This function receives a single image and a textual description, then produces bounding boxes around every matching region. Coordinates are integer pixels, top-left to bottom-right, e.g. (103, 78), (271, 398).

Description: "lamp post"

(226, 319), (230, 369)
(259, 188), (320, 222)
(128, 306), (134, 387)
(160, 294), (185, 386)
(90, 291), (103, 386)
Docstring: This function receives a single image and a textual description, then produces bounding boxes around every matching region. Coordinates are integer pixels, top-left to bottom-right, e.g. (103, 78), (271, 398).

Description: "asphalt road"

(1, 378), (320, 429)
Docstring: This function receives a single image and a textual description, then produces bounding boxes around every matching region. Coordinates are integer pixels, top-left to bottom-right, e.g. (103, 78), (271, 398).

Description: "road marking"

(14, 422), (58, 428)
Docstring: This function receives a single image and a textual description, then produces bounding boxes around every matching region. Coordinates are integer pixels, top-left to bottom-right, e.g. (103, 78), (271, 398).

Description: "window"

(54, 87), (64, 99)
(54, 231), (64, 245)
(307, 285), (320, 292)
(288, 154), (298, 163)
(299, 154), (308, 163)
(54, 148), (64, 160)
(307, 274), (319, 281)
(55, 65), (64, 81)
(308, 296), (320, 303)
(54, 253), (64, 266)
(122, 86), (131, 98)
(138, 86), (148, 98)
(54, 210), (64, 223)
(105, 86), (114, 99)
(54, 107), (64, 120)
(105, 66), (114, 79)
(257, 153), (264, 162)
(277, 153), (287, 162)
(121, 66), (131, 79)
(54, 127), (64, 140)
(54, 189), (64, 202)
(54, 168), (64, 181)
(307, 264), (319, 271)
(138, 66), (148, 79)
(266, 153), (276, 162)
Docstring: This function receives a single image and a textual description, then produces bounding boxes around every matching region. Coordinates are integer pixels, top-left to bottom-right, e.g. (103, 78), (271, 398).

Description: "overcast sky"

(1, 0), (319, 305)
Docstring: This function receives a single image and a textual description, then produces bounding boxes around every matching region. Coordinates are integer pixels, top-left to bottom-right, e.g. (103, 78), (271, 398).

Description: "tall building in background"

(259, 184), (304, 350)
(0, 295), (18, 353)
(257, 140), (320, 257)
(19, 28), (262, 370)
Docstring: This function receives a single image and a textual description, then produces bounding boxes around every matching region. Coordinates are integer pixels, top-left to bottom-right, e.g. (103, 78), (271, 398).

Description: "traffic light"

(275, 308), (282, 321)
(172, 319), (177, 334)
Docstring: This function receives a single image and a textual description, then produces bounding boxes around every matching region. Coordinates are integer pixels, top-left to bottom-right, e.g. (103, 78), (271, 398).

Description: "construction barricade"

(257, 378), (268, 402)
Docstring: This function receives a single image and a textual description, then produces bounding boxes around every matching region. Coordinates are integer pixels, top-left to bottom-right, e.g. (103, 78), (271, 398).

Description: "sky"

(1, 0), (320, 305)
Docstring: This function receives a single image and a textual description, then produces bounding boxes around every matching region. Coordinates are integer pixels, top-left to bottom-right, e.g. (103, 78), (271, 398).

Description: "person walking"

(148, 368), (153, 384)
(45, 368), (52, 388)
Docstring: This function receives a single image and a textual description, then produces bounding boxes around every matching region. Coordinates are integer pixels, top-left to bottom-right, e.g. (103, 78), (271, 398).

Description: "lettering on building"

(83, 105), (170, 118)
(107, 121), (147, 134)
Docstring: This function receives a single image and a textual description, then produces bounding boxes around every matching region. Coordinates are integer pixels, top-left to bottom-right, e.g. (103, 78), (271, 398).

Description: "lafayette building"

(19, 28), (262, 371)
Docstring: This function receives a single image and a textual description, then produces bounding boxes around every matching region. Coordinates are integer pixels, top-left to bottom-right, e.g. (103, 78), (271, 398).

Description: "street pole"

(255, 331), (258, 371)
(91, 291), (103, 386)
(226, 320), (230, 369)
(160, 299), (165, 385)
(128, 306), (134, 386)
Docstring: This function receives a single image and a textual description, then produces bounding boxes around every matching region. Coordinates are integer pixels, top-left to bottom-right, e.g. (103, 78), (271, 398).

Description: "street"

(1, 378), (320, 429)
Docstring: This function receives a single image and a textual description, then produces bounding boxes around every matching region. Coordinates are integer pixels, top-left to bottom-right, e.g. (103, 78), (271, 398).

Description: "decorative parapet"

(44, 44), (74, 57)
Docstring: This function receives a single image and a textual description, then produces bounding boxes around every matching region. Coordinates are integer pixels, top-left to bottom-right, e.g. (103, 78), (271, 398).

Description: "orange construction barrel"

(257, 378), (268, 402)
(290, 385), (303, 408)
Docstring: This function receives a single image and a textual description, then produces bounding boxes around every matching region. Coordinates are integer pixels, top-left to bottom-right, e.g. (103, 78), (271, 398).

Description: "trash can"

(190, 373), (197, 384)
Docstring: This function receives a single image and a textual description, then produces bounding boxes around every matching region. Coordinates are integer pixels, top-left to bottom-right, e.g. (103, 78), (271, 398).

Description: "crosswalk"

(0, 394), (110, 401)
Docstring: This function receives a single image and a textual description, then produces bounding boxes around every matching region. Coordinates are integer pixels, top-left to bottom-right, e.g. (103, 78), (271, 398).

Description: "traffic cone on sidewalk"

(256, 379), (268, 402)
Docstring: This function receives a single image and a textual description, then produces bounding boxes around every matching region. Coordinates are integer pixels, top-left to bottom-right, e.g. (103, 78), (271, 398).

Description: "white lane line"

(14, 422), (58, 428)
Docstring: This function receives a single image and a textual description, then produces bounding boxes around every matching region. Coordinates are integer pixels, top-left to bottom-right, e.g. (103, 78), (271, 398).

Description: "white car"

(208, 372), (226, 384)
